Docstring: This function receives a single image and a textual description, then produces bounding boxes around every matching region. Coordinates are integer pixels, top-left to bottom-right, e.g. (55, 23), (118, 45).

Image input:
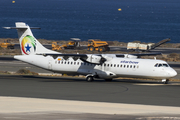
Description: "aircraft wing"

(116, 52), (162, 58)
(38, 53), (105, 65)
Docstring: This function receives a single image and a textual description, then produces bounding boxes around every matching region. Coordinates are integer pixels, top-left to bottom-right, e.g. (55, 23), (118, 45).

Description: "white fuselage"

(14, 54), (177, 80)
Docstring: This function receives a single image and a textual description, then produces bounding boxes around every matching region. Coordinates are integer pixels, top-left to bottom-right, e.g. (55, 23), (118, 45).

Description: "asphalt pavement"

(0, 75), (180, 119)
(0, 49), (180, 119)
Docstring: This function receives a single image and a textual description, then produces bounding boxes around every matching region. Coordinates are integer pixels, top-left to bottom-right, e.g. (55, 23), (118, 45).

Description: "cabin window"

(111, 64), (113, 67)
(130, 65), (132, 68)
(104, 64), (106, 67)
(61, 61), (63, 64)
(64, 62), (66, 64)
(120, 65), (122, 68)
(68, 62), (70, 64)
(134, 65), (136, 68)
(137, 65), (139, 68)
(117, 64), (119, 67)
(114, 64), (116, 67)
(74, 62), (76, 65)
(58, 61), (60, 64)
(124, 65), (126, 68)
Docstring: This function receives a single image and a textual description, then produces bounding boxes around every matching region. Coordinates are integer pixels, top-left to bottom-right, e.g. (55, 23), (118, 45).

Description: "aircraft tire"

(86, 76), (94, 82)
(164, 79), (169, 84)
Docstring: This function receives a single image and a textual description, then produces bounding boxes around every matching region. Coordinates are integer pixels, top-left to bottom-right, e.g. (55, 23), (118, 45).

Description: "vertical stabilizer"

(4, 22), (59, 55)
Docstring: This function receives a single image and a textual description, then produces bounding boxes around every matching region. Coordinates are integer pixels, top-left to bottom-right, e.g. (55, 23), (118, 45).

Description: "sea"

(0, 0), (180, 43)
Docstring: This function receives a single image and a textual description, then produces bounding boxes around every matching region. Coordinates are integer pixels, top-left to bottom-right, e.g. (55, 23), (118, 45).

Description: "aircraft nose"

(168, 68), (177, 77)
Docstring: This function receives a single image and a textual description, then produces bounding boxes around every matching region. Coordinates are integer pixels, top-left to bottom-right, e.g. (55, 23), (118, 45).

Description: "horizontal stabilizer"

(3, 27), (41, 29)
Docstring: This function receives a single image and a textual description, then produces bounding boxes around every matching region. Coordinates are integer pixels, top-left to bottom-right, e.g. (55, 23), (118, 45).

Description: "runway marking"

(0, 96), (180, 115)
(136, 117), (180, 120)
(134, 84), (164, 86)
(134, 83), (180, 86)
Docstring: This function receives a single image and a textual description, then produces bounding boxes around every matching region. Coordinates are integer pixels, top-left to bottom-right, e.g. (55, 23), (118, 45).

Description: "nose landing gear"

(162, 79), (169, 84)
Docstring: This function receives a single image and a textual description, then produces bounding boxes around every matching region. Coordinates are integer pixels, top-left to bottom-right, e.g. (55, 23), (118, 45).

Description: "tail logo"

(21, 35), (36, 55)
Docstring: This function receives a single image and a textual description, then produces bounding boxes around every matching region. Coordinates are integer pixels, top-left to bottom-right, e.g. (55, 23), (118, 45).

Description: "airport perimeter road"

(14, 43), (180, 54)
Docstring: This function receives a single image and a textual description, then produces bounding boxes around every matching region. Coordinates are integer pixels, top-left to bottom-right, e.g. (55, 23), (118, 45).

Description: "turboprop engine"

(82, 54), (106, 65)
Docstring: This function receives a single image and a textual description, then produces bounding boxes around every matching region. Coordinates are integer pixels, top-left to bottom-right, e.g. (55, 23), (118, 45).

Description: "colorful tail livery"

(4, 22), (58, 55)
(21, 35), (36, 55)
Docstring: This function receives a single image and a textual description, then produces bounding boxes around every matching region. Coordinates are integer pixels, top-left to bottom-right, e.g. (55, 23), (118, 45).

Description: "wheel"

(105, 79), (112, 82)
(86, 76), (94, 82)
(89, 46), (95, 52)
(162, 79), (169, 84)
(164, 79), (169, 84)
(98, 47), (105, 52)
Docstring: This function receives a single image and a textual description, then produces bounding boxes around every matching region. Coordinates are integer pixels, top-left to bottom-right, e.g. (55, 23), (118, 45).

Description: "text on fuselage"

(120, 60), (139, 64)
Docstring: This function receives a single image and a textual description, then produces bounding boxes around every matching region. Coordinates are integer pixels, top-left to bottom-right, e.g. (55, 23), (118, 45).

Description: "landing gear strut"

(162, 79), (169, 84)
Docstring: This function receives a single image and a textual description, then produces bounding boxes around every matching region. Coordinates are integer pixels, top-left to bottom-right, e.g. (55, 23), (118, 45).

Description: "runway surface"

(0, 75), (180, 119)
(1, 75), (180, 106)
(0, 56), (180, 119)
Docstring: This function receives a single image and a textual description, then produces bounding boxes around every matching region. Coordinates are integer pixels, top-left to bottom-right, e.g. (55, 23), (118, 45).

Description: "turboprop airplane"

(4, 22), (177, 84)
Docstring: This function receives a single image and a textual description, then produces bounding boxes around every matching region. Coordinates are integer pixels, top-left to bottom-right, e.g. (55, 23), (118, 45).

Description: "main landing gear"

(86, 75), (113, 82)
(86, 75), (94, 82)
(162, 79), (169, 84)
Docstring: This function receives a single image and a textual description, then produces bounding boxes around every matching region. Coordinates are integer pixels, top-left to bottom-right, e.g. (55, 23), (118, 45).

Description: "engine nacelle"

(124, 54), (138, 59)
(85, 55), (106, 64)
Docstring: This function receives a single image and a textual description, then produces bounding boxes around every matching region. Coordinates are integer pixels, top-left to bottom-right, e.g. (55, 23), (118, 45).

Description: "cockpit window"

(163, 64), (169, 67)
(154, 63), (158, 67)
(158, 64), (162, 67)
(154, 63), (169, 67)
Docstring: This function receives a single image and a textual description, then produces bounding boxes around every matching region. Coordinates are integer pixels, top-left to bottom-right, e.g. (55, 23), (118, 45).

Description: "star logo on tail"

(25, 44), (31, 52)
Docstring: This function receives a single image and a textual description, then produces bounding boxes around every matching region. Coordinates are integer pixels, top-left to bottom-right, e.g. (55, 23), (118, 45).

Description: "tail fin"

(4, 22), (58, 55)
